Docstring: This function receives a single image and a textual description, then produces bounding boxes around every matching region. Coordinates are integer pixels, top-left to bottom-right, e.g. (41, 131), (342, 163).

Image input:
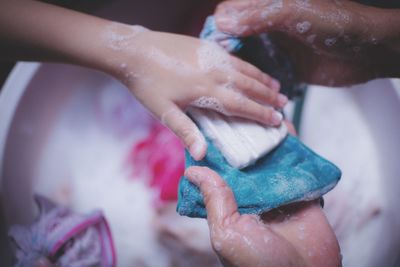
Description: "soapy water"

(33, 81), (219, 267)
(296, 21), (312, 34)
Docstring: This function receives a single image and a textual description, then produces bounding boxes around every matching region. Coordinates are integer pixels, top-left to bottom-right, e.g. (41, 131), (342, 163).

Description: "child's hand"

(105, 26), (288, 160)
(0, 0), (288, 161)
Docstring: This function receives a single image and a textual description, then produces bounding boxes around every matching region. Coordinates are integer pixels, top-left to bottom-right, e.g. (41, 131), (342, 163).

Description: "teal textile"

(177, 135), (341, 218)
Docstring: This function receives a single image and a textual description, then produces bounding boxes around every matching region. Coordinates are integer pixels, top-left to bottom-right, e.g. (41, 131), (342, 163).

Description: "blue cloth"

(177, 135), (341, 218)
(176, 16), (342, 218)
(199, 16), (243, 52)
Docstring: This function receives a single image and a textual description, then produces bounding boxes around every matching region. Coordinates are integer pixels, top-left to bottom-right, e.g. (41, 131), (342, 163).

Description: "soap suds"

(260, 0), (283, 19)
(197, 41), (234, 72)
(324, 37), (337, 47)
(103, 22), (148, 51)
(191, 96), (226, 114)
(296, 21), (311, 34)
(294, 0), (311, 9)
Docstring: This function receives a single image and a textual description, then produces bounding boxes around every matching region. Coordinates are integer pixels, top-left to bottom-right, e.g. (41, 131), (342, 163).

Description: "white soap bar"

(189, 108), (288, 169)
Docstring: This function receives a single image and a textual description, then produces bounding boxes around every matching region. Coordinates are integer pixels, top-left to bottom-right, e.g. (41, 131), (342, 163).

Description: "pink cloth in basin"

(8, 195), (116, 267)
(128, 123), (185, 203)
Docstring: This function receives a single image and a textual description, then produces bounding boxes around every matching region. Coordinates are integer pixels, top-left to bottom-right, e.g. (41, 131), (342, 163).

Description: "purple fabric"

(8, 195), (116, 267)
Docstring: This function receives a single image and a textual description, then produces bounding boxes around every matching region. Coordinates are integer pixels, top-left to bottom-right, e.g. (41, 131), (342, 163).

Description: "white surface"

(189, 108), (287, 169)
(300, 79), (400, 267)
(0, 62), (219, 267)
(0, 63), (40, 189)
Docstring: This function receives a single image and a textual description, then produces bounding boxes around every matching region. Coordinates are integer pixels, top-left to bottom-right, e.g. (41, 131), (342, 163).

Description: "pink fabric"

(9, 195), (116, 267)
(128, 123), (185, 202)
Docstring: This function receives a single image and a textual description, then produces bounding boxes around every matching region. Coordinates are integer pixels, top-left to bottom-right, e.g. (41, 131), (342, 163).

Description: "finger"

(35, 258), (54, 267)
(230, 71), (287, 108)
(185, 166), (239, 226)
(216, 90), (283, 126)
(230, 56), (281, 91)
(284, 120), (297, 135)
(215, 0), (285, 36)
(161, 104), (207, 160)
(214, 0), (257, 35)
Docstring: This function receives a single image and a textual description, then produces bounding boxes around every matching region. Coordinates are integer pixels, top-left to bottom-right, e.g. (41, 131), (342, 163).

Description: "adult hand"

(185, 166), (342, 267)
(105, 26), (288, 160)
(214, 0), (400, 86)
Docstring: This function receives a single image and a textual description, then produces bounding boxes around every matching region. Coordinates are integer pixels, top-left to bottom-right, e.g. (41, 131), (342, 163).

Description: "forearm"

(263, 201), (342, 267)
(283, 0), (400, 78)
(0, 0), (115, 72)
(367, 7), (400, 78)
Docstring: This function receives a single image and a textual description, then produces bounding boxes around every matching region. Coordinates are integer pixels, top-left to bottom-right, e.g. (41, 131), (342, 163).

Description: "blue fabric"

(176, 16), (342, 218)
(177, 135), (341, 218)
(200, 16), (243, 52)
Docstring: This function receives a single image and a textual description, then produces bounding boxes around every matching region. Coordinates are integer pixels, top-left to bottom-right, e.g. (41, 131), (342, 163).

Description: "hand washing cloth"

(177, 135), (341, 218)
(176, 15), (341, 218)
(9, 195), (116, 267)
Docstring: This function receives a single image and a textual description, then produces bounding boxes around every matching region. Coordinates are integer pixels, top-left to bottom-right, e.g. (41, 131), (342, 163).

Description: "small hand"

(214, 0), (399, 86)
(185, 166), (341, 267)
(105, 24), (288, 160)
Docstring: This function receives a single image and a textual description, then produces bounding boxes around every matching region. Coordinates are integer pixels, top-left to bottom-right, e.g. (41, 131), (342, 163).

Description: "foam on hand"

(188, 108), (287, 169)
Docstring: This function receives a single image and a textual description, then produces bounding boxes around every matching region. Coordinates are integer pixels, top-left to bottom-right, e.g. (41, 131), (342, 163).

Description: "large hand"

(104, 25), (288, 160)
(214, 0), (400, 86)
(185, 166), (342, 267)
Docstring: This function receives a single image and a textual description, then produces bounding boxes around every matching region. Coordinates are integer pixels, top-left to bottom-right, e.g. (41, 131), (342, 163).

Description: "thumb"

(185, 166), (239, 226)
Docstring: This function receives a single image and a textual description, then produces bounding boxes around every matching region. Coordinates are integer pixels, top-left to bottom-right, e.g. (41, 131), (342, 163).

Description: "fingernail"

(277, 94), (288, 107)
(271, 111), (283, 125)
(190, 142), (205, 161)
(271, 79), (281, 91)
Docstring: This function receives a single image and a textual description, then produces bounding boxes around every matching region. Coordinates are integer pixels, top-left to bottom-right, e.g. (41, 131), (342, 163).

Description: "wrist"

(361, 7), (400, 78)
(90, 21), (151, 84)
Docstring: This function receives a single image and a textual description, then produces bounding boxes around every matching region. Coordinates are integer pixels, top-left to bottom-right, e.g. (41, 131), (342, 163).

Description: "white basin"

(300, 79), (400, 267)
(0, 1), (220, 266)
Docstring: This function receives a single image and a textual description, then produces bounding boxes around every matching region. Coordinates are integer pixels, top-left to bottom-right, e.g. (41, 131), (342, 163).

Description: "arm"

(214, 0), (400, 86)
(0, 0), (288, 160)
